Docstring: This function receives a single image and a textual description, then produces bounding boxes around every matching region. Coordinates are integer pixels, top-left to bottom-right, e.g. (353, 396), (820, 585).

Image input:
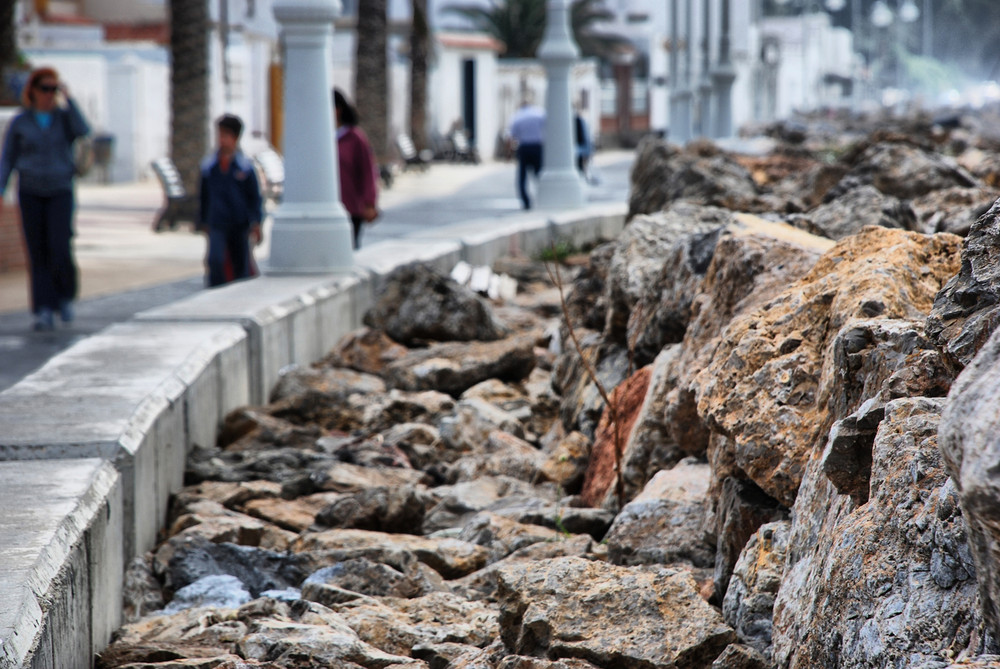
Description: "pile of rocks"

(99, 117), (1000, 669)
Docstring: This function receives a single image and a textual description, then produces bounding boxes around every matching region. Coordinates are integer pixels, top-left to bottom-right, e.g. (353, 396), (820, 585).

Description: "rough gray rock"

(438, 399), (527, 454)
(712, 477), (787, 604)
(364, 263), (508, 345)
(710, 643), (770, 669)
(845, 141), (979, 200)
(771, 398), (985, 668)
(791, 184), (916, 240)
(384, 334), (537, 396)
(159, 536), (308, 599)
(496, 556), (735, 667)
(723, 520), (791, 653)
(314, 485), (433, 534)
(911, 186), (998, 236)
(939, 325), (1000, 645)
(604, 203), (732, 364)
(302, 558), (429, 599)
(604, 461), (715, 568)
(926, 198), (1000, 371)
(269, 365), (387, 404)
(627, 137), (764, 219)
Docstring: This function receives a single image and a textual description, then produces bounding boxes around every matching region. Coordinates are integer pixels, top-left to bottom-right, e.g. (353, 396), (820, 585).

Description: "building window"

(601, 81), (616, 116)
(631, 79), (648, 114)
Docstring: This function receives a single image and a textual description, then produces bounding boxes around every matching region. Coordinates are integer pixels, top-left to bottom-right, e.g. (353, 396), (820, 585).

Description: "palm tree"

(168, 0), (209, 196)
(0, 1), (21, 106)
(355, 0), (389, 163)
(410, 0), (430, 151)
(441, 0), (627, 60)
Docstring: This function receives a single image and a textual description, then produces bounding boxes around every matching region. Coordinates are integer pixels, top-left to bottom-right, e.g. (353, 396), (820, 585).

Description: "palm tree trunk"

(355, 0), (389, 163)
(169, 0), (209, 196)
(0, 2), (18, 106)
(409, 0), (430, 152)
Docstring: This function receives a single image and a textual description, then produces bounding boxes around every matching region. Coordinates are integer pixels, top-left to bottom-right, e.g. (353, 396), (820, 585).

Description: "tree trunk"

(409, 0), (429, 152)
(0, 2), (18, 106)
(169, 0), (209, 195)
(355, 0), (389, 163)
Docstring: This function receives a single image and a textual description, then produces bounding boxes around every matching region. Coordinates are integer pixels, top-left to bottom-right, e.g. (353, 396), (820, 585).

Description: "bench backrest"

(452, 129), (470, 153)
(396, 133), (417, 160)
(150, 157), (186, 199)
(254, 148), (284, 184)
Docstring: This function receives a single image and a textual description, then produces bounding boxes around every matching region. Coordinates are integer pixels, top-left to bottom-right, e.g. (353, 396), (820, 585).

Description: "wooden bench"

(450, 129), (480, 164)
(395, 132), (432, 171)
(253, 148), (284, 203)
(150, 157), (199, 232)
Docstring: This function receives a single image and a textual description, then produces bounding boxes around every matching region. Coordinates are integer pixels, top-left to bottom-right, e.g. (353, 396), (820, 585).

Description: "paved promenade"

(0, 151), (633, 392)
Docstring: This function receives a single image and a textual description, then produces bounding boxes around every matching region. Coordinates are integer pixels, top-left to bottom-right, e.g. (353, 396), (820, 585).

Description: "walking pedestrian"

(199, 114), (263, 288)
(333, 89), (379, 249)
(0, 67), (90, 331)
(507, 96), (545, 209)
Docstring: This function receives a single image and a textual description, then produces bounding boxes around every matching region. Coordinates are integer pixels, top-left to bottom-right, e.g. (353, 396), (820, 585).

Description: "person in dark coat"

(199, 114), (263, 287)
(333, 89), (379, 249)
(0, 66), (90, 331)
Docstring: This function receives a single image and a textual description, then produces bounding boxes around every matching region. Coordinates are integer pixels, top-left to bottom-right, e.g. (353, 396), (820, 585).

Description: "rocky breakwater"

(99, 119), (1000, 669)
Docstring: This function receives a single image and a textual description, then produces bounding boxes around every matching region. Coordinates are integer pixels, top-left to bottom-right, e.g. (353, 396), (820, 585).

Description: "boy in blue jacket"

(199, 114), (262, 287)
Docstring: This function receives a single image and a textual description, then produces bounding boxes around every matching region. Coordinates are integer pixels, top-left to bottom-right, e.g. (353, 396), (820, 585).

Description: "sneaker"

(59, 299), (74, 324)
(33, 308), (54, 332)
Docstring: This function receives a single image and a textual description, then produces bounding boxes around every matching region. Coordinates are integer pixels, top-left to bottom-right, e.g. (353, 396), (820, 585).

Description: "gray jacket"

(0, 97), (90, 196)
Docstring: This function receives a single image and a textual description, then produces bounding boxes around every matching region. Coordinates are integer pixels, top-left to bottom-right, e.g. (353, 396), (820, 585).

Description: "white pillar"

(712, 0), (736, 138)
(267, 0), (354, 274)
(536, 0), (585, 211)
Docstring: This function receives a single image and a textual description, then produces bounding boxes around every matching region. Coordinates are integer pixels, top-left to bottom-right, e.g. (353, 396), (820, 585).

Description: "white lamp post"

(267, 0), (354, 274)
(712, 0), (735, 138)
(535, 0), (585, 210)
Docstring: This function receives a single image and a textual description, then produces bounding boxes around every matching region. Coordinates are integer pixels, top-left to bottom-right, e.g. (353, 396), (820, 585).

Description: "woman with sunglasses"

(0, 67), (90, 331)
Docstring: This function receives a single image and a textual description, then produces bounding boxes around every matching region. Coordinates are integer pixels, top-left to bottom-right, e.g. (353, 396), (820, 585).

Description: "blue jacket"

(0, 98), (90, 196)
(199, 151), (262, 231)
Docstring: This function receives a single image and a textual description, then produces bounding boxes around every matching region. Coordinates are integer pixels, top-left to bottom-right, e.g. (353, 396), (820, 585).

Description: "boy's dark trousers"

(207, 225), (251, 287)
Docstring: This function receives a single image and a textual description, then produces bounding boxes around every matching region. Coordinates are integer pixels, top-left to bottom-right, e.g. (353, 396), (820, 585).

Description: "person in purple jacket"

(0, 67), (90, 331)
(333, 89), (378, 249)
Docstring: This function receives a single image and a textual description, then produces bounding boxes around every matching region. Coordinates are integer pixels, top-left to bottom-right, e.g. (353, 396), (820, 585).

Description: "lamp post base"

(265, 209), (355, 274)
(537, 169), (585, 211)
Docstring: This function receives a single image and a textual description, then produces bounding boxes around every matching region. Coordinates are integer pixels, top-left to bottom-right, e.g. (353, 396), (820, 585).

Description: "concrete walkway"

(0, 151), (633, 393)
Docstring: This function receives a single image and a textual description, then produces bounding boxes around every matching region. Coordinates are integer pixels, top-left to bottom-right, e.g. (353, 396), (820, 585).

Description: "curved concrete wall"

(0, 203), (625, 668)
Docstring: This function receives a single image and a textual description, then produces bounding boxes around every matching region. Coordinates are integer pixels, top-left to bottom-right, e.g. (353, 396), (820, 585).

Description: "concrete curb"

(0, 201), (627, 668)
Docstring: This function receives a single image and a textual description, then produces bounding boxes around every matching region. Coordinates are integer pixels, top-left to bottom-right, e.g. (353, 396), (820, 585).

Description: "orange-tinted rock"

(579, 365), (652, 508)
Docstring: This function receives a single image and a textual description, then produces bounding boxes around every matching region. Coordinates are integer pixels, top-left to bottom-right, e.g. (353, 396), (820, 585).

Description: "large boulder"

(723, 520), (790, 654)
(628, 137), (764, 219)
(611, 219), (828, 507)
(938, 326), (1000, 644)
(292, 529), (490, 579)
(384, 334), (537, 396)
(844, 141), (978, 200)
(911, 186), (998, 237)
(790, 184), (916, 240)
(603, 460), (715, 568)
(604, 203), (734, 364)
(363, 263), (507, 345)
(496, 556), (735, 667)
(696, 227), (962, 506)
(770, 398), (986, 667)
(926, 198), (1000, 371)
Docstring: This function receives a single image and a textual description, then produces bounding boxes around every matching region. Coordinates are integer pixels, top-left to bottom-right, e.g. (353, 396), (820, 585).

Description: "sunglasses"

(35, 84), (58, 93)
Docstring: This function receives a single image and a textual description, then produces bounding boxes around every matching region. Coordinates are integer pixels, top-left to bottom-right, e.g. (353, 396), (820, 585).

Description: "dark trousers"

(351, 215), (364, 250)
(206, 225), (251, 287)
(516, 143), (543, 209)
(18, 189), (77, 314)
